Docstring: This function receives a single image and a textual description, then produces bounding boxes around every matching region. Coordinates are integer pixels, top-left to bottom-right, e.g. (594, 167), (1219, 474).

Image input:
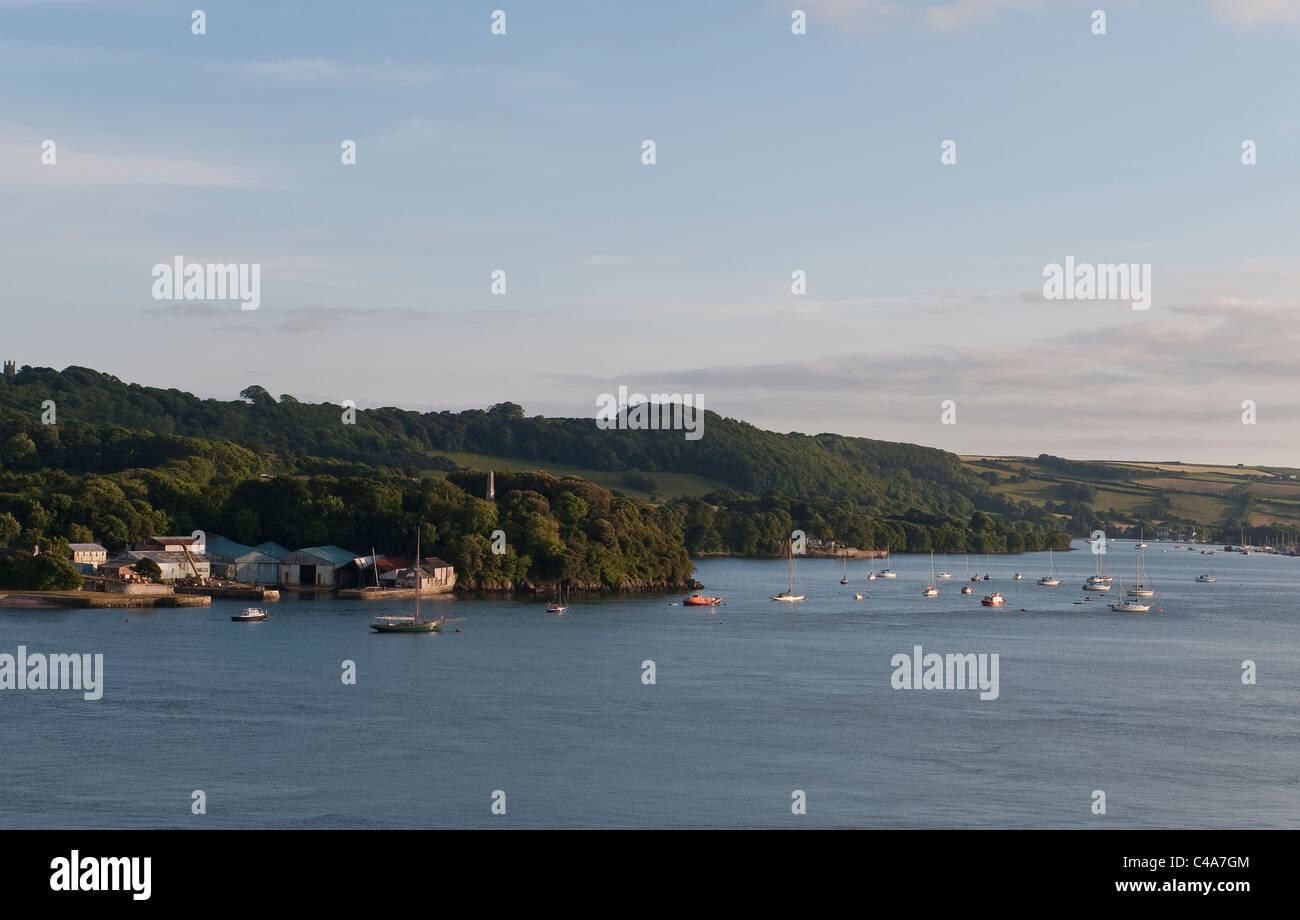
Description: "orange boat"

(683, 594), (723, 607)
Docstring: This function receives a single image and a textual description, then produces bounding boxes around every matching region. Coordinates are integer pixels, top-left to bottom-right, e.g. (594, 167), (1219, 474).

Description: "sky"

(3, 0), (1299, 465)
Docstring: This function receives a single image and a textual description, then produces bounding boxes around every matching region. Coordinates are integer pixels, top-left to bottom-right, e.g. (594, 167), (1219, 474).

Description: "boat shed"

(279, 545), (359, 588)
(118, 550), (211, 582)
(202, 536), (288, 584)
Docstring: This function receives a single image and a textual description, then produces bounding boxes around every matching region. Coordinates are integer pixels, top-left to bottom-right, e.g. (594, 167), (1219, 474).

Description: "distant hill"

(1, 365), (986, 513)
(0, 365), (1082, 578)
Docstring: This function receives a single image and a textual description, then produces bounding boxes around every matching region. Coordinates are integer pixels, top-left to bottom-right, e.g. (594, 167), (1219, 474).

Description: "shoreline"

(0, 591), (212, 609)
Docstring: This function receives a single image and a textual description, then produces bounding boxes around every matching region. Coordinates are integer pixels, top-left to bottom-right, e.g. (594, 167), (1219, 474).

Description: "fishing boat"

(1127, 551), (1154, 597)
(771, 540), (806, 602)
(371, 531), (449, 632)
(981, 591), (1005, 607)
(231, 607), (267, 622)
(1037, 549), (1060, 586)
(683, 593), (722, 607)
(922, 551), (939, 597)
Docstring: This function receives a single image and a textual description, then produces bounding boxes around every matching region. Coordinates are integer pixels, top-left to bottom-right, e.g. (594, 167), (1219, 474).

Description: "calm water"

(2, 540), (1297, 828)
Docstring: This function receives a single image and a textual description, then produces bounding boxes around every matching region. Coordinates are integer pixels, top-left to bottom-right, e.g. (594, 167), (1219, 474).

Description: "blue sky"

(3, 0), (1299, 464)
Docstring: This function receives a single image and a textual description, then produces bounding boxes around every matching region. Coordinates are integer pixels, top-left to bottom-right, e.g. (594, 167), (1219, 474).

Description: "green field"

(970, 456), (1300, 531)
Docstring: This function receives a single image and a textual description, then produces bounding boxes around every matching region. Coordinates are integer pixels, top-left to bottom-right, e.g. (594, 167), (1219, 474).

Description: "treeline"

(673, 492), (1071, 555)
(0, 430), (695, 590)
(1, 366), (1011, 522)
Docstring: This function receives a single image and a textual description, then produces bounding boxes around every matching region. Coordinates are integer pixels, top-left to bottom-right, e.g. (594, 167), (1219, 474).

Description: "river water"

(1, 540), (1295, 828)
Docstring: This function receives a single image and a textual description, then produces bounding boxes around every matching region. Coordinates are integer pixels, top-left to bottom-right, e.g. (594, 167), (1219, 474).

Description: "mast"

(787, 540), (794, 594)
(372, 546), (379, 589)
(414, 529), (421, 624)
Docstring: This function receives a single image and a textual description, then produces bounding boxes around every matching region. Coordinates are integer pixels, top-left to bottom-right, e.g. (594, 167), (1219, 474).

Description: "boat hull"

(370, 619), (443, 632)
(770, 594), (805, 602)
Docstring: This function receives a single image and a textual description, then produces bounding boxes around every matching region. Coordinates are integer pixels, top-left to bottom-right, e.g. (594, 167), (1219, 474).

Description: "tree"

(135, 557), (163, 582)
(0, 512), (20, 547)
(239, 385), (274, 405)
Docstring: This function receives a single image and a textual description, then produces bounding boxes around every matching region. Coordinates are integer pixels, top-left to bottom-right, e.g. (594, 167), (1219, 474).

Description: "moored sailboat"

(1037, 548), (1060, 586)
(922, 550), (939, 597)
(371, 531), (453, 632)
(771, 539), (806, 602)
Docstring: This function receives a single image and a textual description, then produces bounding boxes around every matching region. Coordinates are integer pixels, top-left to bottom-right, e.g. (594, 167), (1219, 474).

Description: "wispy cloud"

(1208, 0), (1300, 25)
(927, 0), (1039, 29)
(237, 58), (441, 88)
(0, 124), (261, 189)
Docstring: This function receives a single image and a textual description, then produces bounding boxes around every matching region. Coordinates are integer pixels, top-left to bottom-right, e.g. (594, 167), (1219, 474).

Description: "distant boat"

(854, 592), (864, 600)
(981, 591), (1005, 607)
(879, 568), (898, 579)
(960, 584), (974, 594)
(867, 550), (877, 582)
(372, 530), (447, 632)
(1128, 551), (1154, 597)
(771, 540), (806, 602)
(1196, 556), (1217, 583)
(546, 583), (569, 613)
(1136, 527), (1147, 549)
(683, 593), (722, 607)
(1083, 552), (1112, 592)
(840, 552), (849, 584)
(922, 550), (939, 597)
(1110, 598), (1151, 612)
(937, 553), (953, 578)
(231, 607), (267, 622)
(1013, 573), (1023, 580)
(1038, 549), (1060, 586)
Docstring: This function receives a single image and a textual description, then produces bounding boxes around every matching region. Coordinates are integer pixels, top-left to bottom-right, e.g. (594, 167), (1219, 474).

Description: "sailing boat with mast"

(867, 549), (877, 582)
(937, 553), (953, 579)
(1196, 556), (1217, 582)
(840, 551), (849, 584)
(371, 530), (455, 633)
(1083, 551), (1112, 593)
(922, 550), (939, 597)
(771, 539), (806, 602)
(1037, 548), (1060, 586)
(546, 583), (568, 613)
(1127, 550), (1154, 597)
